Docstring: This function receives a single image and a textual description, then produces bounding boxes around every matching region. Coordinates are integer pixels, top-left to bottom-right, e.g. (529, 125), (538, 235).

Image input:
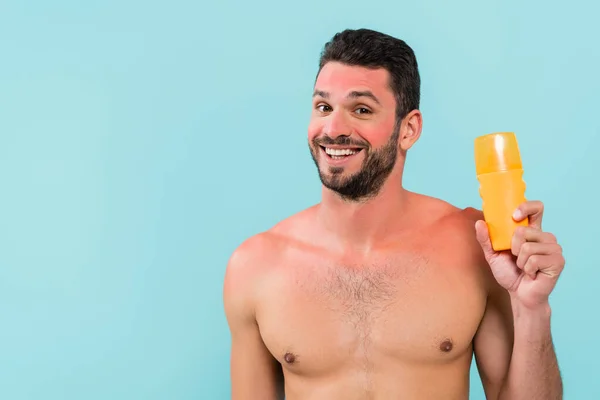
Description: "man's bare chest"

(255, 249), (488, 373)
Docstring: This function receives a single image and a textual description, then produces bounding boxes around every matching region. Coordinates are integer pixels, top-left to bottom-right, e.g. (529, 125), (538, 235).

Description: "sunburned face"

(308, 62), (402, 202)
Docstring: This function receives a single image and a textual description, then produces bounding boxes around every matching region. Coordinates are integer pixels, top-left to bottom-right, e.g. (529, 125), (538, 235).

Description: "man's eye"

(317, 104), (332, 112)
(355, 107), (371, 114)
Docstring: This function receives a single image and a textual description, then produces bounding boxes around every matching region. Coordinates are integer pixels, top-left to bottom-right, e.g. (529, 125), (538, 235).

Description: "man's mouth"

(320, 146), (363, 160)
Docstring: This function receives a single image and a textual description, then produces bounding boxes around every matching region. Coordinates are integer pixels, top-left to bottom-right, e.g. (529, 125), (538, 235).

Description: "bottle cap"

(474, 132), (523, 175)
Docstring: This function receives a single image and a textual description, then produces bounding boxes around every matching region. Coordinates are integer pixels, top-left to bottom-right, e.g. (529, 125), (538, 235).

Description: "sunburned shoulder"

(458, 206), (484, 223)
(224, 206), (317, 283)
(416, 200), (498, 290)
(413, 192), (484, 231)
(436, 204), (485, 244)
(446, 206), (487, 254)
(414, 194), (486, 257)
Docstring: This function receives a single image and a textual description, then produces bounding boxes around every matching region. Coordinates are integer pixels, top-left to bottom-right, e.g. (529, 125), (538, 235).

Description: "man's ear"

(399, 109), (423, 151)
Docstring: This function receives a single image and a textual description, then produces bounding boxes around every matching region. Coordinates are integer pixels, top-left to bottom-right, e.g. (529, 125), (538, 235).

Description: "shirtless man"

(223, 28), (565, 399)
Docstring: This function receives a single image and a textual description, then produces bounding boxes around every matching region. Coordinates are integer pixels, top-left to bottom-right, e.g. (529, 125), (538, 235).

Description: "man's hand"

(475, 200), (565, 309)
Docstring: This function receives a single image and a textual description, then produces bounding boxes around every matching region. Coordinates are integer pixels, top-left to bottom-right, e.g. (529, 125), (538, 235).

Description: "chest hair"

(307, 253), (430, 334)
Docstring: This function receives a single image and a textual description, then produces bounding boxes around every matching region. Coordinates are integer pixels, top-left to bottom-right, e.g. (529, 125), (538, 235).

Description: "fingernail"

(513, 209), (522, 220)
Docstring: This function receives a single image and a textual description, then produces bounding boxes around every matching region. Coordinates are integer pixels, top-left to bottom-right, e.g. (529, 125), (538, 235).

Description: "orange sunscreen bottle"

(474, 132), (528, 251)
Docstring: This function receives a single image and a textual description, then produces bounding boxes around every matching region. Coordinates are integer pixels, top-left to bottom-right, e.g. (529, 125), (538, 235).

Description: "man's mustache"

(313, 136), (368, 148)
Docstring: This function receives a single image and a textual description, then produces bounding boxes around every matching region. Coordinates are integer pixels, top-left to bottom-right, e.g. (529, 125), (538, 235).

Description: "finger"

(515, 241), (559, 270)
(511, 226), (526, 257)
(475, 220), (495, 260)
(520, 227), (557, 243)
(523, 254), (564, 279)
(511, 226), (557, 256)
(513, 200), (544, 230)
(523, 254), (544, 279)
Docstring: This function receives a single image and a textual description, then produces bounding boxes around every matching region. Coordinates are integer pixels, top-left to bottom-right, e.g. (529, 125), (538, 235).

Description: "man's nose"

(323, 110), (351, 139)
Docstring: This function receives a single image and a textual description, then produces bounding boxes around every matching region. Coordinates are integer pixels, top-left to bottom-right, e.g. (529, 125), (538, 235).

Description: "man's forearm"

(498, 298), (562, 400)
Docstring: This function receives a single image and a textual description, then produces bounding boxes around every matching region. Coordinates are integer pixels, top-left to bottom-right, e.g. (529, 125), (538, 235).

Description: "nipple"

(284, 352), (296, 364)
(439, 339), (453, 352)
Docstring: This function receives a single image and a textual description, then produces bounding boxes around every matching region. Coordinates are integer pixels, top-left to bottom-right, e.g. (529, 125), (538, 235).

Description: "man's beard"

(309, 128), (400, 202)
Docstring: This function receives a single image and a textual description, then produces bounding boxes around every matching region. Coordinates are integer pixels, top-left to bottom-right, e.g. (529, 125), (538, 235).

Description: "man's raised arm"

(473, 280), (562, 400)
(473, 200), (565, 400)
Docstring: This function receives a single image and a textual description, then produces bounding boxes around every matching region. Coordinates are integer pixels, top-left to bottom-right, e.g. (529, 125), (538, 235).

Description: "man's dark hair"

(318, 28), (421, 125)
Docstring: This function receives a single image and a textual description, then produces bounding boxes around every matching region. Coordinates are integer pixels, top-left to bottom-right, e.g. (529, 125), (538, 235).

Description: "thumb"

(475, 220), (496, 260)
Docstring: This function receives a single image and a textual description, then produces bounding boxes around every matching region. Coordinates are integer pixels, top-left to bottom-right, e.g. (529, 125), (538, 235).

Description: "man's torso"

(244, 199), (490, 399)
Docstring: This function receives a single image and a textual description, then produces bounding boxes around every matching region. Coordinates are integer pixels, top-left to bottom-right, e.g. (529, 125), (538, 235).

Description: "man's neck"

(316, 176), (410, 254)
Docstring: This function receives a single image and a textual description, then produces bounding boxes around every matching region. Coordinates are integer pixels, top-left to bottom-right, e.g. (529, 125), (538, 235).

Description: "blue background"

(1, 0), (598, 399)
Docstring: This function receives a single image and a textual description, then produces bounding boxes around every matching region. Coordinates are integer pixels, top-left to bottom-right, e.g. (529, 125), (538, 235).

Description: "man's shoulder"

(223, 206), (316, 318)
(435, 203), (484, 242)
(420, 198), (495, 287)
(416, 194), (484, 249)
(225, 231), (283, 280)
(458, 206), (484, 222)
(222, 230), (282, 320)
(446, 206), (484, 232)
(225, 205), (317, 280)
(415, 192), (483, 227)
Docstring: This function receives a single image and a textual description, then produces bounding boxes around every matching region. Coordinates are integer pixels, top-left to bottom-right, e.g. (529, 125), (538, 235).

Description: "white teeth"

(324, 147), (359, 156)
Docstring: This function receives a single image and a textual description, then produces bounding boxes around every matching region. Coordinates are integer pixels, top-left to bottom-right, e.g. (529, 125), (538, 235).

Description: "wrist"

(510, 295), (553, 339)
(510, 295), (552, 318)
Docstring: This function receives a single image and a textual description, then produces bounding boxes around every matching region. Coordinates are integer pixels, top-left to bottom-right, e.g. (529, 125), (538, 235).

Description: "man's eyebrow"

(348, 90), (381, 105)
(312, 89), (381, 105)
